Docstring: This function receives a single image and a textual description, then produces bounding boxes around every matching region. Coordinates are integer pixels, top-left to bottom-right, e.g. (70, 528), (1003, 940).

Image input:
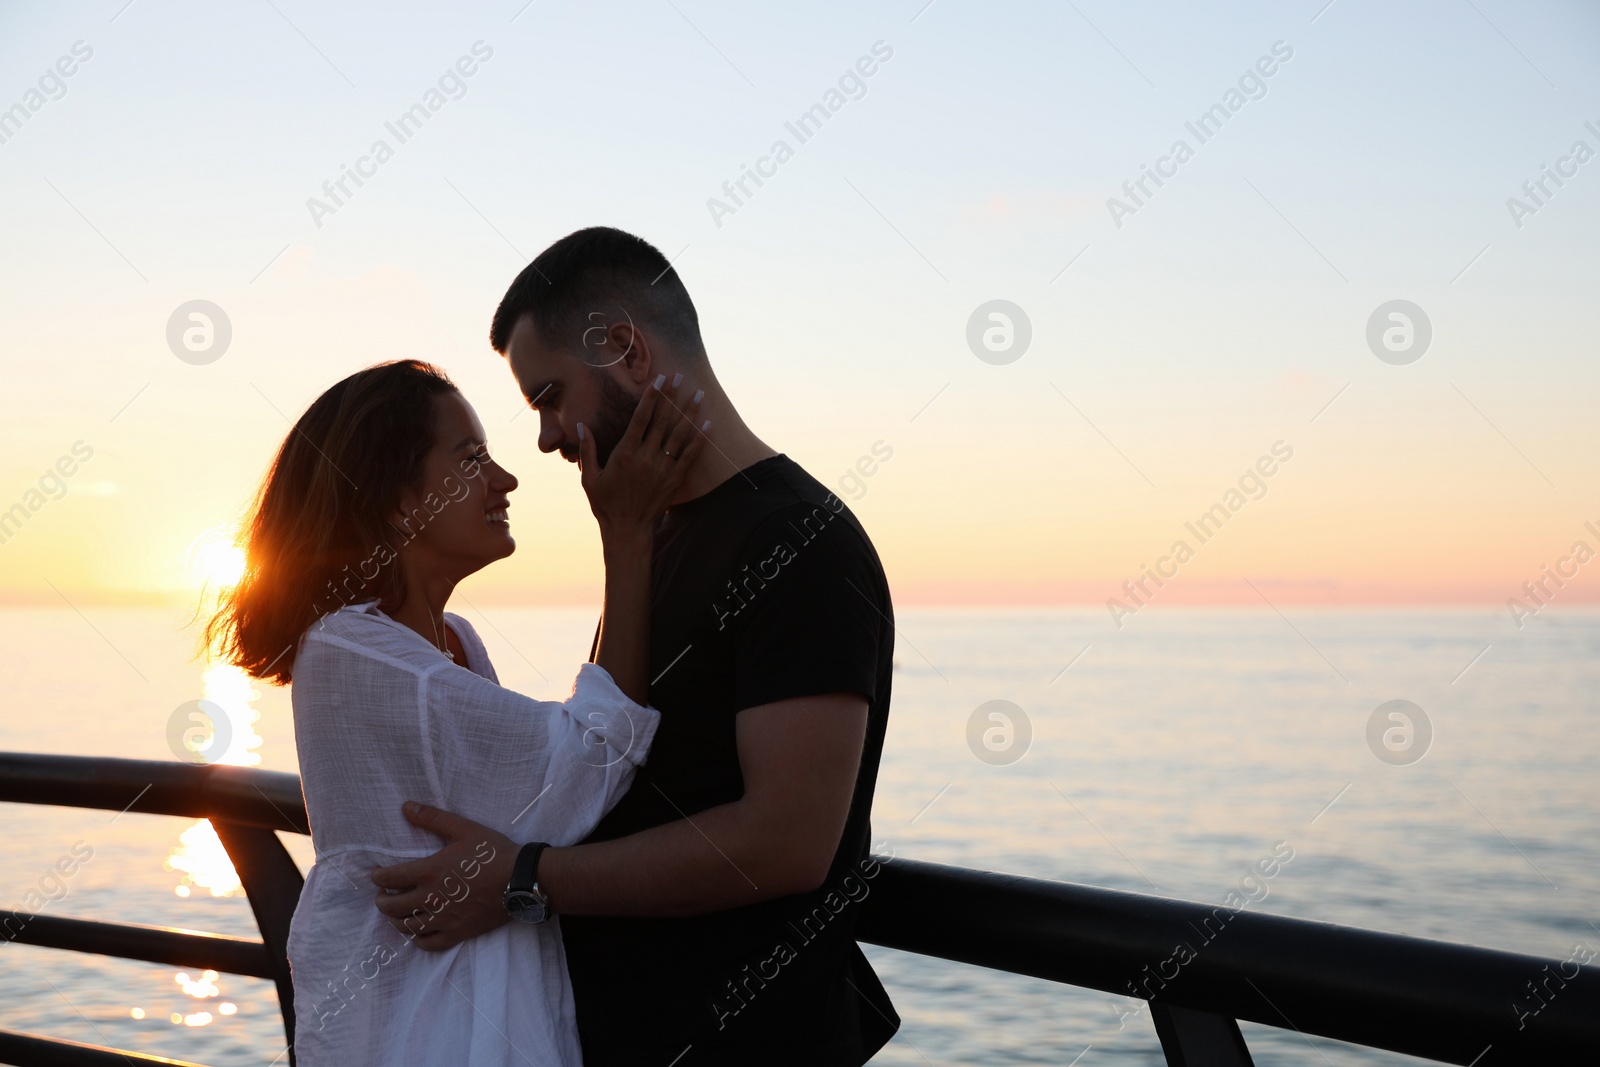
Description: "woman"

(207, 359), (705, 1065)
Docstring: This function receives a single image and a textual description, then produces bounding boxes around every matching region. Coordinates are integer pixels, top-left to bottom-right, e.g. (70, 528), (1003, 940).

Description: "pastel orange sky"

(2, 3), (1597, 619)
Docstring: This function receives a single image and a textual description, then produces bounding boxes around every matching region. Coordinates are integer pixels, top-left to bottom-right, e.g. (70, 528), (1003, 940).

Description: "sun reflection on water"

(157, 655), (269, 1027)
(198, 662), (264, 769)
(176, 970), (220, 998)
(150, 538), (274, 1032)
(164, 661), (264, 900)
(165, 821), (242, 898)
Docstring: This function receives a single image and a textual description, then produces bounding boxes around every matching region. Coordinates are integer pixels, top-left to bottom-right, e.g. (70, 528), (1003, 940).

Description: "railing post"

(1146, 1002), (1255, 1066)
(212, 821), (303, 1066)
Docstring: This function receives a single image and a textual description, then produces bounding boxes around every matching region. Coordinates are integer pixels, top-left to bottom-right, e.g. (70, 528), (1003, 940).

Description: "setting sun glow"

(186, 530), (246, 592)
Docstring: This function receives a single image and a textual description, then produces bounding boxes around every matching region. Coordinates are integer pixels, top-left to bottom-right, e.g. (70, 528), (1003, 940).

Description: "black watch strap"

(510, 842), (550, 893)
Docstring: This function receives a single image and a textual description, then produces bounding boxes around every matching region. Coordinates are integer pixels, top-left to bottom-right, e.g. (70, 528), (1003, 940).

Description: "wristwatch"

(503, 842), (552, 925)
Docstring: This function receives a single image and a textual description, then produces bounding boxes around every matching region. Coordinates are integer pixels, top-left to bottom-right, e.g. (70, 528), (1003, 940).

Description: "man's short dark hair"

(489, 227), (705, 361)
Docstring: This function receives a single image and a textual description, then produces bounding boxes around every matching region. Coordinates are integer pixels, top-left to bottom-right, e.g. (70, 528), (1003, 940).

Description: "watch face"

(504, 889), (548, 924)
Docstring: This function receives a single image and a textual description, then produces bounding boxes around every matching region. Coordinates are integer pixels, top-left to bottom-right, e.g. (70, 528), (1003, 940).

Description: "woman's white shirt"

(286, 601), (658, 1066)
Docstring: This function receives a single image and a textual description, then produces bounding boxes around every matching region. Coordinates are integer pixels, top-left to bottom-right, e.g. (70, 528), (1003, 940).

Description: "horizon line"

(4, 582), (1596, 612)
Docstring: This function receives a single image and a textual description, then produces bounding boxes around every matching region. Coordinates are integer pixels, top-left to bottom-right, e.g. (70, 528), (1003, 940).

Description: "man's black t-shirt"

(560, 454), (900, 1066)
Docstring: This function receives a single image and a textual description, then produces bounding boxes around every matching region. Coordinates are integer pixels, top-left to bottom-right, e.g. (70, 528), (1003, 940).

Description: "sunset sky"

(2, 0), (1597, 612)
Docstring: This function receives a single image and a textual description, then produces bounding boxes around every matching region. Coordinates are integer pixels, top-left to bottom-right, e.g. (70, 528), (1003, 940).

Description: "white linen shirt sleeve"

(292, 609), (658, 856)
(423, 660), (659, 844)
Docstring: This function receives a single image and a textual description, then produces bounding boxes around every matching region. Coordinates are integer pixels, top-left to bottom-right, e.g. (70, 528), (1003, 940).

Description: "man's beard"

(588, 371), (638, 467)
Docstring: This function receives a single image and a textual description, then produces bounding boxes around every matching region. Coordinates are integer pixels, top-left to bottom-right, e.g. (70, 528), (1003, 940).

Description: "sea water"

(1, 605), (1595, 1065)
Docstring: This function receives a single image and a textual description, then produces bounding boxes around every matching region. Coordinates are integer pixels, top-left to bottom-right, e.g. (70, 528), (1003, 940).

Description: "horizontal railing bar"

(856, 857), (1599, 1065)
(0, 911), (276, 979)
(8, 753), (1597, 1066)
(0, 1029), (210, 1067)
(0, 753), (307, 834)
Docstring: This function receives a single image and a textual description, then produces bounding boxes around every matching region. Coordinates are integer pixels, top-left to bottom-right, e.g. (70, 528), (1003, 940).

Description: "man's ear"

(609, 319), (655, 385)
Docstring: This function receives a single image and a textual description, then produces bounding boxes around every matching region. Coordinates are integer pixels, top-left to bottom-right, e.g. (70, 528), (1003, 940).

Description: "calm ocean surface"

(1, 605), (1596, 1065)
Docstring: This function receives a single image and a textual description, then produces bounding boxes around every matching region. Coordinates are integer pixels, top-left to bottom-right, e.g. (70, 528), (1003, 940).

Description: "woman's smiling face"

(393, 391), (520, 578)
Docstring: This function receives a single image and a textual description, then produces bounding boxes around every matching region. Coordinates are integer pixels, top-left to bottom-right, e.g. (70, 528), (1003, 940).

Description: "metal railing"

(1, 754), (306, 1067)
(1, 752), (1596, 1066)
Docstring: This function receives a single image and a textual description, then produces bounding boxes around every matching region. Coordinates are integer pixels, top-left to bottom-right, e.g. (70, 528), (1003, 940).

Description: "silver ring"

(662, 448), (674, 458)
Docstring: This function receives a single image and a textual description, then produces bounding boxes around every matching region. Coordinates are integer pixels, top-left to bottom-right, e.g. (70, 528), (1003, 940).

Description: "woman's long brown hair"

(207, 359), (459, 684)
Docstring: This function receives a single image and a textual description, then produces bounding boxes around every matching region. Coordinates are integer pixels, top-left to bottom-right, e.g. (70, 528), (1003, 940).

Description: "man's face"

(504, 315), (638, 466)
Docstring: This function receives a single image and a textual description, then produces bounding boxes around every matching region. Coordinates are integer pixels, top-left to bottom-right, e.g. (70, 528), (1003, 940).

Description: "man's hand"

(370, 802), (518, 951)
(373, 693), (869, 934)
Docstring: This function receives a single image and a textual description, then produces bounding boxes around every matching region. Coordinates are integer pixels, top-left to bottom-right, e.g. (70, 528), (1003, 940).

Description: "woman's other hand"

(578, 376), (707, 544)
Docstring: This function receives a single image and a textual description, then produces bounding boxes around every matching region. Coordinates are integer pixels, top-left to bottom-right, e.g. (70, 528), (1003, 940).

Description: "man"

(371, 227), (900, 1065)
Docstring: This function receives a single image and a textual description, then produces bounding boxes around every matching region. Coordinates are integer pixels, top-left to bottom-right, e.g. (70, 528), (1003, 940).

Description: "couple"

(208, 228), (900, 1066)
